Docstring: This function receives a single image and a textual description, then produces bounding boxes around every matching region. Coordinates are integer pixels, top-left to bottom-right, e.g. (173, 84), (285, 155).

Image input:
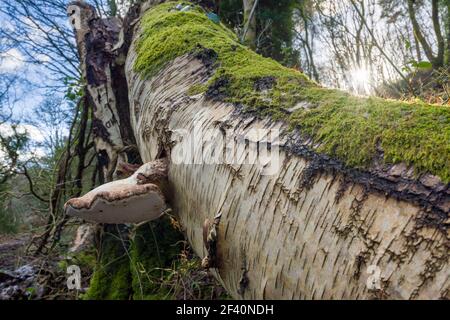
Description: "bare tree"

(0, 0), (80, 85)
(406, 0), (445, 69)
(294, 1), (320, 81)
(241, 0), (258, 47)
(292, 0), (432, 95)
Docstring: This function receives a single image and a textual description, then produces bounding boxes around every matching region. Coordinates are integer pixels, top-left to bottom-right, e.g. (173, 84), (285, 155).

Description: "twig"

(18, 166), (49, 203)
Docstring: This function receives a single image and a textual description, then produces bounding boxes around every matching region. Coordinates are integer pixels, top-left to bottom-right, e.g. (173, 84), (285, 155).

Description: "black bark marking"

(238, 268), (249, 297)
(254, 76), (276, 91)
(284, 139), (448, 235)
(194, 46), (218, 74)
(353, 251), (369, 280)
(335, 177), (351, 203)
(92, 118), (113, 145)
(205, 76), (229, 101)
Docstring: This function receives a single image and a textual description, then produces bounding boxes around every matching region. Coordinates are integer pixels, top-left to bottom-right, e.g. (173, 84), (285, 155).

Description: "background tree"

(0, 0), (124, 250)
(405, 0), (445, 69)
(219, 0), (300, 66)
(291, 0), (449, 100)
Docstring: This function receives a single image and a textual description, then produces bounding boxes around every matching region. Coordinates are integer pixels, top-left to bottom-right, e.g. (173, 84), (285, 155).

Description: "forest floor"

(0, 233), (30, 270)
(0, 229), (229, 300)
(0, 232), (79, 300)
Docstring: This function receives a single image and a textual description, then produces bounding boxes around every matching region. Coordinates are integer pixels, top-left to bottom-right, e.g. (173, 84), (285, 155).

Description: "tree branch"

(18, 166), (49, 203)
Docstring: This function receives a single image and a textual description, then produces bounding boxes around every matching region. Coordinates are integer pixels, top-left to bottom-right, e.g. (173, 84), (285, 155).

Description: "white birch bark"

(124, 49), (449, 299)
(70, 0), (449, 300)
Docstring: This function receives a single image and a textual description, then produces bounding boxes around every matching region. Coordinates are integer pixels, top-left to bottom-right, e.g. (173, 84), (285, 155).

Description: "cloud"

(0, 48), (24, 72)
(0, 123), (47, 164)
(36, 54), (51, 63)
(0, 123), (45, 142)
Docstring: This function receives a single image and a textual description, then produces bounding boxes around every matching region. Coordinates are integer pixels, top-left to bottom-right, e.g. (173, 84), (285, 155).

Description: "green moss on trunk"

(130, 217), (184, 300)
(84, 218), (184, 300)
(84, 226), (132, 300)
(135, 1), (450, 182)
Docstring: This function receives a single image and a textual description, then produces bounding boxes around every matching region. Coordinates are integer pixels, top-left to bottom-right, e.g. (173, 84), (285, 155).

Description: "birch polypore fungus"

(65, 158), (169, 224)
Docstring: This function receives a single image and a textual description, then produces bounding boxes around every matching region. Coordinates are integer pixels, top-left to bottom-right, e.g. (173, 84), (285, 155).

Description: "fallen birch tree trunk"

(68, 0), (449, 299)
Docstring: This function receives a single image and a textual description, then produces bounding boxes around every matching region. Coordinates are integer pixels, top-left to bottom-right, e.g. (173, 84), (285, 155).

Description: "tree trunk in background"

(70, 1), (141, 181)
(446, 0), (450, 67)
(71, 1), (449, 299)
(242, 0), (257, 48)
(299, 8), (319, 81)
(407, 0), (445, 69)
(431, 0), (444, 67)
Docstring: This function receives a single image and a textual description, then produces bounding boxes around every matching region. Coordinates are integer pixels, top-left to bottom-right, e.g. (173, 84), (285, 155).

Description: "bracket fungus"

(64, 158), (169, 224)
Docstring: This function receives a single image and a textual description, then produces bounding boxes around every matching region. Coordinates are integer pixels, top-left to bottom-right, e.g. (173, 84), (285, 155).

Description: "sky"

(0, 49), (48, 117)
(0, 50), (54, 158)
(0, 64), (63, 163)
(0, 5), (73, 162)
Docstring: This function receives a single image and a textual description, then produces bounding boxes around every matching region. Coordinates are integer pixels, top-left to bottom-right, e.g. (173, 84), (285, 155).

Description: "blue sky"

(0, 4), (76, 159)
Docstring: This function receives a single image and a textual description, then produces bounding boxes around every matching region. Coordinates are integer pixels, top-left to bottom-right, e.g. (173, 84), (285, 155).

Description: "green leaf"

(415, 61), (432, 69)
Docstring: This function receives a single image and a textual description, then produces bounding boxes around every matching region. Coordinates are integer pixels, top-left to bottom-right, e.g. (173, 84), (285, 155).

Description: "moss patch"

(289, 88), (450, 181)
(130, 217), (184, 300)
(134, 1), (311, 110)
(129, 218), (229, 300)
(84, 226), (131, 300)
(83, 218), (226, 300)
(135, 1), (450, 182)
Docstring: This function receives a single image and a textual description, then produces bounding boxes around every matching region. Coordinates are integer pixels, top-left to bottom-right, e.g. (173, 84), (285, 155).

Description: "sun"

(351, 68), (370, 83)
(349, 67), (372, 94)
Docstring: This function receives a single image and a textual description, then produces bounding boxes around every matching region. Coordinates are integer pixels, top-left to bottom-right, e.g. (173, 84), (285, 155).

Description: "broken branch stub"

(64, 159), (169, 224)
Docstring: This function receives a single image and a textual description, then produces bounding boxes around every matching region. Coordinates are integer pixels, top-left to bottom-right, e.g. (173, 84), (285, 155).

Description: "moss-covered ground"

(84, 217), (227, 300)
(135, 1), (450, 183)
(84, 225), (132, 300)
(129, 217), (183, 299)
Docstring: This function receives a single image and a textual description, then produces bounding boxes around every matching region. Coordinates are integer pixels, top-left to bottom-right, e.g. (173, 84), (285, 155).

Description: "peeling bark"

(69, 1), (140, 180)
(70, 1), (449, 299)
